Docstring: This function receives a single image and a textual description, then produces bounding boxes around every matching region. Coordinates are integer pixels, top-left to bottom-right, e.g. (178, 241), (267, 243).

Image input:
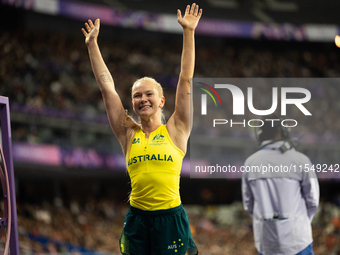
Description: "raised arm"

(82, 19), (131, 152)
(167, 4), (202, 153)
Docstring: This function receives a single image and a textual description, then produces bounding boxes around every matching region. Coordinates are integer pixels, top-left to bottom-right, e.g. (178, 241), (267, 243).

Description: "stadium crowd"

(1, 28), (340, 146)
(0, 196), (340, 254)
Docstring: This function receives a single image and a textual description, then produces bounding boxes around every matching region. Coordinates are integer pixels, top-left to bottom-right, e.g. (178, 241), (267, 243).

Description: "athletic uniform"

(120, 125), (198, 255)
(242, 140), (319, 255)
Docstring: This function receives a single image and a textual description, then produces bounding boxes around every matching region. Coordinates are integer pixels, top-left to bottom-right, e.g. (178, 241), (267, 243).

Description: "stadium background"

(1, 0), (340, 254)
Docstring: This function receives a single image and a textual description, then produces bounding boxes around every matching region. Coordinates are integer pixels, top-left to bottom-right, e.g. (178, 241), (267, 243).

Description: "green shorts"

(119, 204), (198, 255)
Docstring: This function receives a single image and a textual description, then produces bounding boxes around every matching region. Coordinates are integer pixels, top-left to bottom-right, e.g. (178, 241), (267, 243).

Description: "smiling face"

(131, 79), (165, 120)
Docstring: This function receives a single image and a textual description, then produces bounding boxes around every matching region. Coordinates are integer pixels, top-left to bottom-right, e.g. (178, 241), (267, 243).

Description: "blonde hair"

(124, 77), (165, 162)
(132, 77), (164, 98)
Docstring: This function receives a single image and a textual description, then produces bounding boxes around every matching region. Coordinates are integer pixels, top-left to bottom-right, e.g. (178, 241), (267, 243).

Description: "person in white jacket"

(242, 114), (319, 255)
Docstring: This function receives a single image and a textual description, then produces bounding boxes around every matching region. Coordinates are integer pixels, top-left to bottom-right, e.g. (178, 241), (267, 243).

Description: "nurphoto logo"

(196, 81), (312, 128)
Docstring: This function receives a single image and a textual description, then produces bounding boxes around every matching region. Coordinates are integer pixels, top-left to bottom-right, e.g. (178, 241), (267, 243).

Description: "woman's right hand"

(81, 19), (100, 45)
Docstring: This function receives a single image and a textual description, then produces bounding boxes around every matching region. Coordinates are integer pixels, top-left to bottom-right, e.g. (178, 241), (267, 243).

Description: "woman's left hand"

(177, 3), (202, 31)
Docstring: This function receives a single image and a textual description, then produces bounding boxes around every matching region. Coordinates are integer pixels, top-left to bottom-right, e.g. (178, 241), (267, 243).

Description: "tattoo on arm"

(100, 70), (113, 83)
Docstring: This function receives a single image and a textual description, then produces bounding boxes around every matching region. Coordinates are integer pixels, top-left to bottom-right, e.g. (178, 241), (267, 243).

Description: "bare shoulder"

(166, 116), (190, 155)
(116, 115), (139, 154)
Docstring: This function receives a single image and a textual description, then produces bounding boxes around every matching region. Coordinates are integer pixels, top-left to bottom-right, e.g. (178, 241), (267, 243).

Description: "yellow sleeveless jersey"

(127, 125), (184, 210)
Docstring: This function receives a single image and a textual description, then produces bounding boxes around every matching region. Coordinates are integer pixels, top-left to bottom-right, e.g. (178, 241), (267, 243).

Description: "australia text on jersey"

(128, 154), (174, 166)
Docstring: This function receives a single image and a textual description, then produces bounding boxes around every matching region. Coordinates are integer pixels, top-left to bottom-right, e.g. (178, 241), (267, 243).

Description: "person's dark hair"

(257, 114), (289, 143)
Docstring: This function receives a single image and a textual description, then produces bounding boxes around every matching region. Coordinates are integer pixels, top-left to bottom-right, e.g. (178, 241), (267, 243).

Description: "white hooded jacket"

(242, 141), (319, 255)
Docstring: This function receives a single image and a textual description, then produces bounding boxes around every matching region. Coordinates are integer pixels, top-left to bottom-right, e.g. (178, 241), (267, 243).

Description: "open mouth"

(139, 105), (151, 110)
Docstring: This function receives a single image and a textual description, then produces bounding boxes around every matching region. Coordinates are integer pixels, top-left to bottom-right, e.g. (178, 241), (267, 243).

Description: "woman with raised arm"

(82, 3), (202, 255)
